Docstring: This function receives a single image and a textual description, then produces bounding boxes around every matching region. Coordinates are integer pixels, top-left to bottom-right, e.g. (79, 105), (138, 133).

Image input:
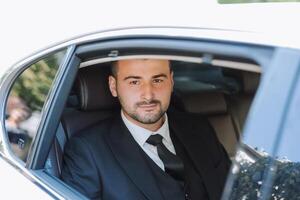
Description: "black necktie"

(146, 134), (184, 182)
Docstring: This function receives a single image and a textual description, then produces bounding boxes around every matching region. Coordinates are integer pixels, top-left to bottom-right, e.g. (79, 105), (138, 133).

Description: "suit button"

(185, 193), (190, 200)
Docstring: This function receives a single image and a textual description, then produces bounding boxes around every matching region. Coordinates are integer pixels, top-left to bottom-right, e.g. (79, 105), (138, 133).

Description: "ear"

(108, 75), (118, 97)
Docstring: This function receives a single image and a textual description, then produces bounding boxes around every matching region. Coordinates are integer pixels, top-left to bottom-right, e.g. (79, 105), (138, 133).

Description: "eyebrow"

(152, 74), (167, 79)
(123, 76), (141, 81)
(123, 73), (168, 81)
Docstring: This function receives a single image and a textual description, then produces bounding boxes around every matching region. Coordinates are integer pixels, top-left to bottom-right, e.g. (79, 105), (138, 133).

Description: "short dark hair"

(110, 60), (172, 77)
(110, 61), (118, 77)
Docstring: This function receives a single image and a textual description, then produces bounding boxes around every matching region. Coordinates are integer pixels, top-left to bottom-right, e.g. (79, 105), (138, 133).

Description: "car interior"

(44, 56), (261, 182)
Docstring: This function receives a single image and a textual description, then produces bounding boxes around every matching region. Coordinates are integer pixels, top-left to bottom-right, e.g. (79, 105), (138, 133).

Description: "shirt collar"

(121, 110), (171, 146)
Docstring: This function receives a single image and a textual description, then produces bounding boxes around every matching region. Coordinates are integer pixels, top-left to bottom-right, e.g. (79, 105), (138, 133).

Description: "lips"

(136, 100), (161, 112)
(138, 103), (158, 109)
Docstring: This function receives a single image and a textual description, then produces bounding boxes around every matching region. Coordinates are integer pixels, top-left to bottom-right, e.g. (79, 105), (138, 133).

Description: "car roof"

(1, 0), (300, 76)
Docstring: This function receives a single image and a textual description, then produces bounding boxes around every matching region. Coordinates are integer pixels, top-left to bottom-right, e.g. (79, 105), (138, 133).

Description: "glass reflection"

(226, 144), (300, 200)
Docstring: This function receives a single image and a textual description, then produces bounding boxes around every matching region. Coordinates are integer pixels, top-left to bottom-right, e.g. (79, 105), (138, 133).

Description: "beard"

(120, 99), (167, 124)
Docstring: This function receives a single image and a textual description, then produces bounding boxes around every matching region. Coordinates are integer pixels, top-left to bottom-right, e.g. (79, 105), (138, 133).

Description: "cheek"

(118, 85), (138, 96)
(117, 85), (140, 105)
(155, 85), (172, 102)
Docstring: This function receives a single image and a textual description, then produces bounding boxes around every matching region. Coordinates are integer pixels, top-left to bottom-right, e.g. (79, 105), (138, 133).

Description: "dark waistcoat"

(142, 151), (186, 200)
(138, 129), (209, 200)
(170, 129), (210, 200)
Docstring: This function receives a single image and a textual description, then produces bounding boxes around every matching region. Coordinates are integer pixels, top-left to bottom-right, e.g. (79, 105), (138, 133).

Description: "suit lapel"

(169, 114), (221, 200)
(105, 116), (163, 200)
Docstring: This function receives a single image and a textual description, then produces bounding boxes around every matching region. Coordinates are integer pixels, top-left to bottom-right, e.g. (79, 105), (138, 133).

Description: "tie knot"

(146, 134), (163, 146)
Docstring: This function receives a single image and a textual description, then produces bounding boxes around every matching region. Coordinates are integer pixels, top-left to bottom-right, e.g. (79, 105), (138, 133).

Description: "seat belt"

(56, 123), (67, 150)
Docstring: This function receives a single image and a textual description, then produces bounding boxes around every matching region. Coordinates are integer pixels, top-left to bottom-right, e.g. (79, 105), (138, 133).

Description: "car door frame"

(31, 31), (274, 198)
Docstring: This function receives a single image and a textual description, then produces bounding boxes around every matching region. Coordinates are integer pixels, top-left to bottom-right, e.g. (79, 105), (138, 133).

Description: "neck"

(122, 110), (164, 132)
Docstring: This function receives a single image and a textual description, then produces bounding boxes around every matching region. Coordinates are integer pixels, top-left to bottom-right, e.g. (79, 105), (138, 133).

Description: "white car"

(1, 1), (300, 199)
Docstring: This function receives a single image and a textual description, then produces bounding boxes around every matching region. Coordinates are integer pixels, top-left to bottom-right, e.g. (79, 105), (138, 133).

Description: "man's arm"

(61, 136), (102, 199)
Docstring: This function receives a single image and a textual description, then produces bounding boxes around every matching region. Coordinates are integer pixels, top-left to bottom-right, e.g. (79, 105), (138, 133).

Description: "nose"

(142, 82), (154, 101)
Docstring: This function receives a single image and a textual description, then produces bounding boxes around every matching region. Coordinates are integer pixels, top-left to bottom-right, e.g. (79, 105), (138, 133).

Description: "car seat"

(45, 64), (119, 177)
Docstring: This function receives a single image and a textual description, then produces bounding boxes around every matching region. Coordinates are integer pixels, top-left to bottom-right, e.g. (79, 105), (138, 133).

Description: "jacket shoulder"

(71, 115), (116, 141)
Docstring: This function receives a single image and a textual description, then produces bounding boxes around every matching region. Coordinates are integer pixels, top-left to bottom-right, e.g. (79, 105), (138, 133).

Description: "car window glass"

(221, 57), (300, 200)
(5, 49), (66, 162)
(223, 117), (282, 199)
(267, 73), (300, 199)
(223, 86), (300, 200)
(227, 76), (300, 200)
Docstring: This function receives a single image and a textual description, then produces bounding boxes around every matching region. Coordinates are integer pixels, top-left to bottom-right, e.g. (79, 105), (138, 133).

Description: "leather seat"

(178, 91), (239, 158)
(177, 71), (260, 158)
(61, 64), (120, 139)
(45, 64), (119, 177)
(226, 71), (260, 134)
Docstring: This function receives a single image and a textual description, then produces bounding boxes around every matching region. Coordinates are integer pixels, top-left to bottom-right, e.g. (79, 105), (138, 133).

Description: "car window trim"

(76, 37), (274, 71)
(27, 45), (79, 169)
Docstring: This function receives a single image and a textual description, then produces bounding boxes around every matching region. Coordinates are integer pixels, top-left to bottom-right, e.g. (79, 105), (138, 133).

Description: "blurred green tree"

(219, 0), (300, 3)
(10, 51), (65, 111)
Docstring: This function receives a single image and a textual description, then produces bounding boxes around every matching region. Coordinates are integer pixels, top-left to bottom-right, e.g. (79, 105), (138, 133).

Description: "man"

(61, 59), (231, 200)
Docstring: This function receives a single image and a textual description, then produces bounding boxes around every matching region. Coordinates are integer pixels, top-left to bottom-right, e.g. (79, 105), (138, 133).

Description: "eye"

(129, 80), (140, 85)
(153, 79), (163, 83)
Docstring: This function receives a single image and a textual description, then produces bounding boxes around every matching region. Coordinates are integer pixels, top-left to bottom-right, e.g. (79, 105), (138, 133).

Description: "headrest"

(75, 64), (120, 111)
(180, 92), (227, 115)
(242, 71), (260, 94)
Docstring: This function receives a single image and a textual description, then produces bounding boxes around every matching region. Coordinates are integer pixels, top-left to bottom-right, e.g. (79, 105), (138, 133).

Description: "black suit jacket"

(61, 111), (231, 200)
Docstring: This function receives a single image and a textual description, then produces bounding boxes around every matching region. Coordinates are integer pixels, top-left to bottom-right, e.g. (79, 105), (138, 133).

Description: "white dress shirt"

(121, 111), (176, 171)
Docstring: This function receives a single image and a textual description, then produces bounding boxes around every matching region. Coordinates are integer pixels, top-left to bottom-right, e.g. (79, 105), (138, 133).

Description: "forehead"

(116, 59), (170, 75)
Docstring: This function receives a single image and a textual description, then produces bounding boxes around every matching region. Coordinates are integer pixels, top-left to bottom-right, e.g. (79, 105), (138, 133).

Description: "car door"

(222, 47), (300, 199)
(1, 27), (292, 200)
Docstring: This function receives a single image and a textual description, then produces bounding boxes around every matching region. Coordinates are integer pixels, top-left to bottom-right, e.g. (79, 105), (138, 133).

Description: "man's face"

(109, 59), (173, 126)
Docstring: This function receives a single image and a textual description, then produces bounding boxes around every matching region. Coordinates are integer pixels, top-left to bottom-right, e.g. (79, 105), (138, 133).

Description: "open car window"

(50, 54), (261, 198)
(27, 36), (272, 199)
